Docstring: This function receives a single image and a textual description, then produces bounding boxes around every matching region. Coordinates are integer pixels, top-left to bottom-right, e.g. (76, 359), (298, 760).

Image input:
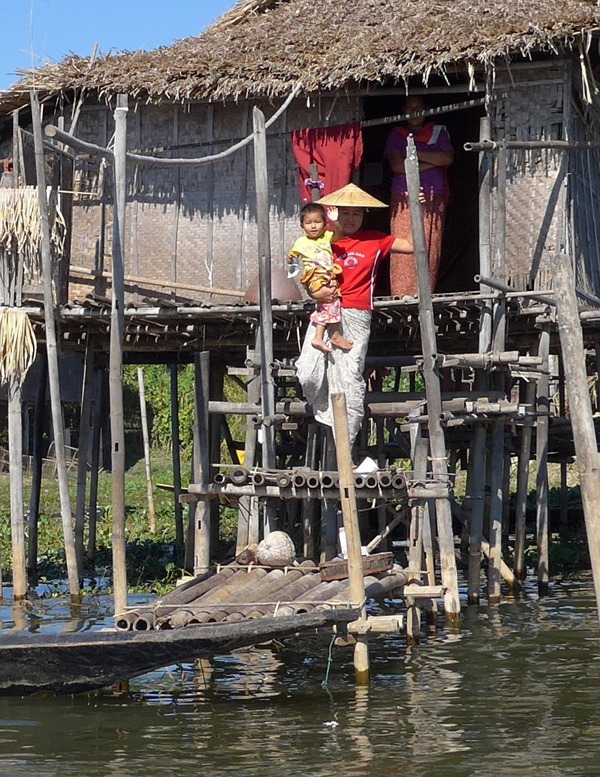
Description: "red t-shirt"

(333, 230), (396, 310)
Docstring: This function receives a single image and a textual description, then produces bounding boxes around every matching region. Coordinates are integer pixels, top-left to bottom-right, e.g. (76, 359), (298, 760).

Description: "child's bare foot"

(312, 337), (332, 354)
(330, 331), (353, 351)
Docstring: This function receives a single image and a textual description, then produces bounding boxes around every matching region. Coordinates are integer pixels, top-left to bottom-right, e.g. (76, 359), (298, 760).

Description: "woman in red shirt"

(296, 184), (413, 444)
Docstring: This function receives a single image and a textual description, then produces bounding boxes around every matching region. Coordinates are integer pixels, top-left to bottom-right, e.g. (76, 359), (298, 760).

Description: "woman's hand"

(310, 285), (337, 303)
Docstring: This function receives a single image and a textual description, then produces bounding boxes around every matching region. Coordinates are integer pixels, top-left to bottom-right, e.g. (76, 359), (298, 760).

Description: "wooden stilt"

(302, 423), (319, 560)
(487, 420), (505, 603)
(252, 107), (277, 535)
(332, 393), (368, 685)
(407, 435), (429, 643)
(30, 90), (80, 604)
(558, 356), (569, 527)
(8, 377), (26, 600)
(86, 368), (102, 562)
(514, 380), (536, 579)
(27, 349), (48, 583)
(209, 361), (225, 554)
(193, 352), (211, 575)
(75, 338), (96, 579)
(405, 135), (460, 627)
(322, 428), (338, 561)
(109, 94), (129, 616)
(137, 367), (156, 534)
(170, 363), (184, 555)
(237, 357), (260, 551)
(553, 251), (600, 622)
(535, 327), (551, 597)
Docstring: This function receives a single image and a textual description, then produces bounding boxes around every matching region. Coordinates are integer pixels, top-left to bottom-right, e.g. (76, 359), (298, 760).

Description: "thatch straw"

(0, 187), (66, 282)
(2, 0), (599, 108)
(0, 308), (37, 386)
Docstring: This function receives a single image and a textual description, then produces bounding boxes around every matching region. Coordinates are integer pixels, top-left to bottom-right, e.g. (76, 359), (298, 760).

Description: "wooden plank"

(319, 553), (394, 582)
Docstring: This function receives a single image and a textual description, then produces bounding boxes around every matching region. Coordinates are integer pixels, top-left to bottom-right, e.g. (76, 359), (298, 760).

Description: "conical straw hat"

(318, 183), (388, 208)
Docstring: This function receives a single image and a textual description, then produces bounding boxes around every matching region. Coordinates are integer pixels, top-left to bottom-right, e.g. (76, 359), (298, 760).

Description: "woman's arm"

(391, 235), (414, 253)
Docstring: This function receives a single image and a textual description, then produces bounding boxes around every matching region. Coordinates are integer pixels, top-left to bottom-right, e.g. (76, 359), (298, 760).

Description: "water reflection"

(0, 581), (598, 775)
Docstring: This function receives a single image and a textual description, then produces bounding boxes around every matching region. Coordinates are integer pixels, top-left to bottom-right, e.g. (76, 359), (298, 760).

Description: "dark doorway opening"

(359, 91), (484, 296)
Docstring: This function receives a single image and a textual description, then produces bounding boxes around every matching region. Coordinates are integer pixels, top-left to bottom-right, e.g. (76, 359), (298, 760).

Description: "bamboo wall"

(66, 95), (358, 303)
(490, 60), (568, 290)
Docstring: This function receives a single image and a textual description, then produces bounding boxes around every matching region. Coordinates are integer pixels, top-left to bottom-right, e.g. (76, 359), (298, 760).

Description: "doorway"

(360, 91), (483, 296)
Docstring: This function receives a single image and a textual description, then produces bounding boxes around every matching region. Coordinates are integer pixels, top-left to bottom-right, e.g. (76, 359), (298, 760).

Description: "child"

(288, 202), (353, 354)
(295, 183), (416, 445)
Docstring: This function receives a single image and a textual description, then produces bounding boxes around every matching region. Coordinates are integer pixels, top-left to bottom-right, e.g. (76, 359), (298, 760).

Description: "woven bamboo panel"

(491, 65), (566, 290)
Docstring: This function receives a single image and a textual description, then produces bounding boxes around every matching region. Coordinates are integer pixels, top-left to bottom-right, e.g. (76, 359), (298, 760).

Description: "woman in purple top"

(384, 95), (454, 297)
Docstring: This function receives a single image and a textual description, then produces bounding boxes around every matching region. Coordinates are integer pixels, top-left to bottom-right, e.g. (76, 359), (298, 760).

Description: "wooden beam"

(110, 94), (128, 615)
(30, 90), (80, 604)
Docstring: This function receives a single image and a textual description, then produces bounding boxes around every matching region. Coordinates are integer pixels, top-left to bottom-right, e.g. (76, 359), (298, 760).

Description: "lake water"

(1, 579), (600, 776)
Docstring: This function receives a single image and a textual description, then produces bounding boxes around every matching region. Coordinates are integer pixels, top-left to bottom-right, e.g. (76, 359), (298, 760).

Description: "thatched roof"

(3, 0), (600, 107)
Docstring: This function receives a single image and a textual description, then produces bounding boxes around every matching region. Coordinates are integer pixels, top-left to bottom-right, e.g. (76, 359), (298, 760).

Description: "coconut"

(256, 531), (296, 567)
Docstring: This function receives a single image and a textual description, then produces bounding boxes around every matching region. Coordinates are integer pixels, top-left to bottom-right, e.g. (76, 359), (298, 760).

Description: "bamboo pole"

(69, 265), (245, 300)
(209, 361), (224, 554)
(535, 326), (551, 597)
(513, 382), (536, 579)
(302, 423), (319, 560)
(75, 338), (95, 579)
(109, 94), (128, 615)
(170, 364), (184, 555)
(193, 351), (211, 575)
(30, 90), (80, 603)
(332, 392), (368, 685)
(86, 368), (102, 562)
(487, 421), (504, 603)
(553, 251), (600, 622)
(8, 377), (26, 600)
(466, 424), (486, 604)
(137, 367), (156, 533)
(252, 106), (277, 535)
(405, 135), (460, 626)
(27, 349), (48, 582)
(237, 358), (260, 551)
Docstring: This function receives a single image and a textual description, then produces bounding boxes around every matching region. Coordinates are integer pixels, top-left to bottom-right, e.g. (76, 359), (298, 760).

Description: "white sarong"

(296, 308), (371, 444)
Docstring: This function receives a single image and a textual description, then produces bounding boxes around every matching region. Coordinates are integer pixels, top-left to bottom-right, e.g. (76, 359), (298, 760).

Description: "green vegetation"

(0, 365), (247, 594)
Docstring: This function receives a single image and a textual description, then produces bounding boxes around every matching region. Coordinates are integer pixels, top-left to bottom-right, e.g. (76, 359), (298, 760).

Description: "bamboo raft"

(0, 560), (433, 696)
(114, 559), (428, 632)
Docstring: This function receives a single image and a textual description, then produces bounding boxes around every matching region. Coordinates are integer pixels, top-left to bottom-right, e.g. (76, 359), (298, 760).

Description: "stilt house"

(1, 0), (600, 304)
(1, 0), (600, 619)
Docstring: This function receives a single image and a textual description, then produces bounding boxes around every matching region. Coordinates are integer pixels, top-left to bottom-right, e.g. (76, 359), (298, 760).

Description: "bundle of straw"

(0, 186), (66, 282)
(0, 308), (37, 386)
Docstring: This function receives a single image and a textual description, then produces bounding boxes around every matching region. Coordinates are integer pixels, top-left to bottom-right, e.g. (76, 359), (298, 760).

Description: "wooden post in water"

(468, 116), (493, 604)
(192, 351), (211, 575)
(75, 338), (96, 579)
(553, 251), (600, 622)
(27, 349), (48, 582)
(405, 135), (460, 627)
(8, 376), (26, 600)
(332, 392), (368, 685)
(170, 364), (184, 556)
(513, 380), (536, 579)
(535, 326), (551, 596)
(137, 367), (156, 534)
(87, 368), (102, 562)
(30, 89), (80, 603)
(110, 94), (128, 615)
(252, 106), (277, 535)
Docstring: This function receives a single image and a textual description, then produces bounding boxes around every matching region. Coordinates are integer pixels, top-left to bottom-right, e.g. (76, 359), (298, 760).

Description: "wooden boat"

(0, 608), (358, 697)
